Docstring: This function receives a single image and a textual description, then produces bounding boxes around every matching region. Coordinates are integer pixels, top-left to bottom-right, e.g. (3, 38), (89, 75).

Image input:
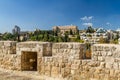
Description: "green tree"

(34, 29), (41, 35)
(48, 36), (54, 42)
(30, 36), (37, 41)
(69, 29), (73, 35)
(54, 30), (58, 36)
(54, 37), (58, 42)
(2, 33), (14, 40)
(63, 34), (69, 42)
(75, 35), (81, 42)
(58, 36), (63, 42)
(86, 26), (95, 33)
(99, 37), (106, 43)
(75, 30), (79, 35)
(38, 34), (44, 41)
(43, 32), (49, 41)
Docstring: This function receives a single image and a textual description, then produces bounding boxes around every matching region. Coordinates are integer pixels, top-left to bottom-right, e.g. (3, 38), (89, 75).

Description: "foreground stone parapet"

(0, 41), (17, 54)
(52, 42), (86, 60)
(0, 41), (18, 70)
(16, 41), (52, 71)
(90, 44), (120, 80)
(16, 41), (52, 56)
(1, 41), (120, 80)
(39, 42), (86, 78)
(92, 44), (120, 69)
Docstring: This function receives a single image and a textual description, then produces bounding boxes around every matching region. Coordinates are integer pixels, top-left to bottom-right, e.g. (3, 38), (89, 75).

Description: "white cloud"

(106, 22), (111, 26)
(81, 16), (93, 21)
(82, 23), (93, 27)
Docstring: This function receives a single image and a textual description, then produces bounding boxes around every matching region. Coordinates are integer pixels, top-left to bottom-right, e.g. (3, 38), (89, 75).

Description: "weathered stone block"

(105, 57), (114, 63)
(107, 51), (113, 56)
(113, 63), (119, 70)
(100, 62), (105, 68)
(110, 69), (115, 76)
(88, 61), (99, 67)
(106, 63), (113, 69)
(51, 66), (60, 77)
(71, 64), (80, 70)
(98, 56), (105, 62)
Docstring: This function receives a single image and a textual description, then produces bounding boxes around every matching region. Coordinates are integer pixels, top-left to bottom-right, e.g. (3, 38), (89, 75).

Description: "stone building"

(53, 25), (78, 34)
(12, 25), (21, 34)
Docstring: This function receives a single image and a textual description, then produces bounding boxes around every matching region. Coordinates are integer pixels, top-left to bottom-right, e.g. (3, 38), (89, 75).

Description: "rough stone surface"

(0, 42), (120, 80)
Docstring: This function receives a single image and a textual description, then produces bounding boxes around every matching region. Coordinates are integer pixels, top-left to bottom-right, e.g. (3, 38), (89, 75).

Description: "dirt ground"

(0, 68), (44, 80)
(0, 68), (65, 80)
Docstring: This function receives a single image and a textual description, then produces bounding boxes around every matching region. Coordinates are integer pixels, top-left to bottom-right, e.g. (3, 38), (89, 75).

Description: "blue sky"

(0, 0), (120, 32)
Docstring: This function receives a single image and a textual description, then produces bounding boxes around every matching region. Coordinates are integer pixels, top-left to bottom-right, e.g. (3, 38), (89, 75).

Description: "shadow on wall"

(83, 43), (91, 59)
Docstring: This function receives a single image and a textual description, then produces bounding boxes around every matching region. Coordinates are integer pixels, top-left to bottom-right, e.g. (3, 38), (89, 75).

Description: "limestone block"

(107, 51), (113, 56)
(100, 62), (105, 68)
(101, 51), (107, 56)
(113, 63), (119, 70)
(63, 58), (68, 63)
(111, 46), (117, 52)
(106, 63), (113, 69)
(51, 66), (60, 77)
(4, 42), (11, 47)
(60, 44), (69, 49)
(68, 44), (73, 49)
(45, 65), (51, 71)
(61, 68), (71, 78)
(58, 49), (64, 53)
(44, 65), (51, 76)
(0, 42), (4, 46)
(74, 55), (80, 60)
(54, 62), (59, 67)
(95, 68), (102, 74)
(98, 51), (102, 56)
(88, 61), (99, 67)
(71, 64), (80, 70)
(92, 56), (98, 61)
(105, 69), (110, 74)
(38, 65), (45, 75)
(52, 44), (60, 49)
(92, 46), (97, 51)
(73, 45), (80, 49)
(110, 69), (115, 76)
(98, 57), (105, 62)
(104, 46), (110, 51)
(114, 70), (120, 76)
(74, 60), (82, 65)
(118, 63), (120, 69)
(82, 60), (87, 65)
(59, 63), (65, 68)
(93, 51), (99, 56)
(105, 57), (114, 63)
(97, 46), (103, 51)
(65, 62), (72, 68)
(93, 74), (100, 79)
(115, 58), (120, 62)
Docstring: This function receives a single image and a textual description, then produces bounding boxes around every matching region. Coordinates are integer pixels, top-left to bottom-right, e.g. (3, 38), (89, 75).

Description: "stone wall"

(90, 44), (120, 80)
(0, 41), (19, 70)
(16, 41), (52, 70)
(39, 43), (86, 78)
(0, 41), (120, 80)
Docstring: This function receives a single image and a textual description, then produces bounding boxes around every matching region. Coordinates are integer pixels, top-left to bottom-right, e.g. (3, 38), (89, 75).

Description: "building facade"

(53, 25), (78, 34)
(12, 25), (21, 34)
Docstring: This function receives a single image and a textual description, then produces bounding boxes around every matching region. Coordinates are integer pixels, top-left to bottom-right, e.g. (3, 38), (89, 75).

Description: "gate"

(21, 51), (37, 71)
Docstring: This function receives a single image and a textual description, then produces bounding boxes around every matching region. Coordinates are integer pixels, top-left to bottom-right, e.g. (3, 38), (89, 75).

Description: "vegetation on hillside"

(0, 30), (84, 43)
